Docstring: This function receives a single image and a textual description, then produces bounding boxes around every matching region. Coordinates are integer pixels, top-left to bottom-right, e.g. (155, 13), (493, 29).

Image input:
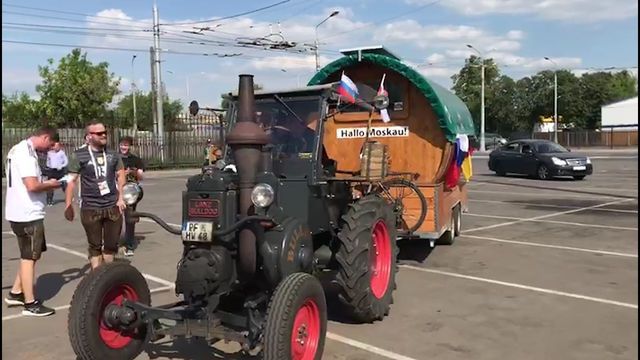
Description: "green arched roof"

(308, 53), (475, 143)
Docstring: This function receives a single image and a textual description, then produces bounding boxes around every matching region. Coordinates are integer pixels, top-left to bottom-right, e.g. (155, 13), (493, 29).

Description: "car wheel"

(492, 161), (506, 176)
(537, 164), (550, 180)
(573, 175), (586, 180)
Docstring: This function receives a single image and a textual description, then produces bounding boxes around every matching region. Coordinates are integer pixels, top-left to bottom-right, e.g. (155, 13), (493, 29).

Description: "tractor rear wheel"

(68, 262), (150, 360)
(263, 273), (327, 360)
(335, 195), (398, 323)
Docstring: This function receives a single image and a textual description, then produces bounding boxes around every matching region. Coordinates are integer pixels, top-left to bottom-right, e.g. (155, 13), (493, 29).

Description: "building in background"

(601, 97), (638, 131)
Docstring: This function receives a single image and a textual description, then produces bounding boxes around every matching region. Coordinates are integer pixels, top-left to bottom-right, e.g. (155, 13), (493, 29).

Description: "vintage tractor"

(67, 74), (398, 360)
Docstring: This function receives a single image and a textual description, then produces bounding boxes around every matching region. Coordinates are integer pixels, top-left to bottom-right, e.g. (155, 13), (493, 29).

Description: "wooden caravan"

(308, 46), (476, 242)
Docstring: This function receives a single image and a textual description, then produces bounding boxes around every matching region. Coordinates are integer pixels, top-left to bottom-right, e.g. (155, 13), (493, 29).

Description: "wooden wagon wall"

(321, 64), (449, 184)
(319, 63), (465, 236)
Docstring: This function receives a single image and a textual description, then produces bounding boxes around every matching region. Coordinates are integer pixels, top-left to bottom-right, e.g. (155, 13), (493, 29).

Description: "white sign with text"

(336, 126), (410, 139)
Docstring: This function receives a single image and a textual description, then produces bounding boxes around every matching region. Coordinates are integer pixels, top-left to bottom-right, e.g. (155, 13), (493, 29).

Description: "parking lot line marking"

(46, 243), (175, 288)
(1, 285), (174, 321)
(463, 198), (635, 233)
(326, 332), (418, 360)
(460, 234), (638, 258)
(400, 265), (638, 309)
(469, 189), (623, 200)
(465, 213), (638, 231)
(468, 199), (639, 214)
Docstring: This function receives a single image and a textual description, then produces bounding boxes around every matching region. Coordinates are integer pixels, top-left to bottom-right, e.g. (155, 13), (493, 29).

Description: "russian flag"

(338, 72), (359, 104)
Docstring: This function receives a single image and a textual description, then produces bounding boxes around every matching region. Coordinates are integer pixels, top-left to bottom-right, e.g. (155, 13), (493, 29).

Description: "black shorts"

(80, 206), (122, 257)
(9, 219), (47, 260)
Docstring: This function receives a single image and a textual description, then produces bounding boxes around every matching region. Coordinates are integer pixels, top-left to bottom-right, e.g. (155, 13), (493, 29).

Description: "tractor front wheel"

(335, 195), (398, 323)
(263, 273), (327, 360)
(68, 262), (151, 360)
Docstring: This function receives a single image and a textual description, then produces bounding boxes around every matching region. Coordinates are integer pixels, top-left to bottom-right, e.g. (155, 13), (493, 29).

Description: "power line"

(2, 2), (146, 25)
(159, 0), (291, 25)
(2, 21), (151, 32)
(2, 10), (150, 29)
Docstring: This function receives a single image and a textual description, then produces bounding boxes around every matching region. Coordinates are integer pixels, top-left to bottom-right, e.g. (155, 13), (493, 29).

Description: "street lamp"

(315, 10), (339, 72)
(131, 55), (138, 132)
(467, 44), (485, 152)
(544, 56), (559, 142)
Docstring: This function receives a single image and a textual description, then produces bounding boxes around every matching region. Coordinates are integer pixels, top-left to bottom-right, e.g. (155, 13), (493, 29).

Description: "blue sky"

(2, 0), (638, 108)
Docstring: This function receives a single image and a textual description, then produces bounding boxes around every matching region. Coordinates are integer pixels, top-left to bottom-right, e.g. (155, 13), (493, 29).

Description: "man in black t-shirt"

(118, 136), (145, 256)
(64, 122), (126, 270)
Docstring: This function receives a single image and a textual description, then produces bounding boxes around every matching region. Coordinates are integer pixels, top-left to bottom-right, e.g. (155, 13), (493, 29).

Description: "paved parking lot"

(2, 153), (637, 360)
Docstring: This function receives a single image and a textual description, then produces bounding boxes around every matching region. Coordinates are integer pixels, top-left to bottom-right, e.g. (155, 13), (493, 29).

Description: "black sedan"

(488, 139), (593, 180)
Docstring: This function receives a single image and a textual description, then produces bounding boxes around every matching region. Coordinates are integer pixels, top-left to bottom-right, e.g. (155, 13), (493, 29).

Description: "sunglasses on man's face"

(90, 131), (108, 136)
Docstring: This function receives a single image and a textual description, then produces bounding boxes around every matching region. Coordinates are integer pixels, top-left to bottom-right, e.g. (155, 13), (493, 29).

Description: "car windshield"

(254, 96), (322, 157)
(536, 142), (568, 153)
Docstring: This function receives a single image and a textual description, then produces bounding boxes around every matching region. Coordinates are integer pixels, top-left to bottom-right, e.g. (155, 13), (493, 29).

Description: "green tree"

(114, 91), (183, 131)
(579, 71), (637, 129)
(36, 48), (120, 127)
(2, 92), (43, 126)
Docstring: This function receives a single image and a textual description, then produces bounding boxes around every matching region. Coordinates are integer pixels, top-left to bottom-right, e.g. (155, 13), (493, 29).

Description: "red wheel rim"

(98, 284), (139, 349)
(290, 298), (321, 360)
(370, 220), (392, 299)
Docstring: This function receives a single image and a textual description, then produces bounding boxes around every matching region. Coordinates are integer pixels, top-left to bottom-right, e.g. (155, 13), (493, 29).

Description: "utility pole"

(131, 55), (138, 132)
(544, 57), (559, 142)
(152, 2), (165, 163)
(150, 46), (157, 136)
(467, 44), (485, 151)
(314, 11), (339, 72)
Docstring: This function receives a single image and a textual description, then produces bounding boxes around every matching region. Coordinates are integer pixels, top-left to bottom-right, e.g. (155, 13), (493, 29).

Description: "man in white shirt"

(4, 127), (64, 317)
(45, 137), (69, 206)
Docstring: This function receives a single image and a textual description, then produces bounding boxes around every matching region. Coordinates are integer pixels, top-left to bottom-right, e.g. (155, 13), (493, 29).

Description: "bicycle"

(337, 170), (428, 235)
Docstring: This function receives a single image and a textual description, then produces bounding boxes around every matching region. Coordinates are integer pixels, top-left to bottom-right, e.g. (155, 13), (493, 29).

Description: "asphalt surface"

(2, 152), (638, 360)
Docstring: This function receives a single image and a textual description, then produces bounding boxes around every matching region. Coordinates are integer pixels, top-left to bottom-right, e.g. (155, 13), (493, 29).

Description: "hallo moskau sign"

(337, 126), (410, 139)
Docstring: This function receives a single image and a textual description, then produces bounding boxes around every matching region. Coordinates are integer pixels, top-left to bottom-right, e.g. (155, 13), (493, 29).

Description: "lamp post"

(131, 55), (138, 132)
(315, 10), (339, 72)
(467, 44), (485, 152)
(544, 56), (558, 142)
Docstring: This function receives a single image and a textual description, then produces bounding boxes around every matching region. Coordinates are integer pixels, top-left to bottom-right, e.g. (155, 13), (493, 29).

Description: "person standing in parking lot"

(4, 126), (63, 317)
(45, 136), (69, 205)
(117, 136), (145, 256)
(64, 122), (126, 270)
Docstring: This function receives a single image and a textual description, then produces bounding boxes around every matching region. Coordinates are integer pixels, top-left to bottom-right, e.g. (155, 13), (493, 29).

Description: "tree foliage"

(1, 92), (42, 126)
(36, 48), (121, 127)
(451, 58), (638, 134)
(113, 91), (183, 131)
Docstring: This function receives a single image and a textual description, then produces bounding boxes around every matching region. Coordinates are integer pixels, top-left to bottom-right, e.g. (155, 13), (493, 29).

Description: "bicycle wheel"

(374, 178), (427, 234)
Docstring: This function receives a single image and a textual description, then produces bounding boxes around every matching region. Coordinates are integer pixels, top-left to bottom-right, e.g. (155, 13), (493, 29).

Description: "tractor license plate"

(573, 165), (586, 171)
(182, 222), (214, 242)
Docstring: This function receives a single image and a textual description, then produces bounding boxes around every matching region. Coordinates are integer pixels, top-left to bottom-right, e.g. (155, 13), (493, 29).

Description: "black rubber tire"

(335, 195), (398, 323)
(263, 273), (327, 360)
(537, 164), (550, 180)
(437, 207), (457, 246)
(573, 175), (586, 180)
(379, 178), (427, 234)
(68, 262), (151, 360)
(492, 160), (506, 176)
(453, 204), (462, 237)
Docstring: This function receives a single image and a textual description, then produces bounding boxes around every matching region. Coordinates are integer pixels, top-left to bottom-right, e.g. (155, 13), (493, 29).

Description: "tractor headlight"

(122, 182), (141, 205)
(551, 157), (567, 166)
(251, 183), (275, 208)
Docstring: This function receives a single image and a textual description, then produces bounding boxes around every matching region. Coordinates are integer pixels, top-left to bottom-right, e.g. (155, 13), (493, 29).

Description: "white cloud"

(407, 0), (638, 22)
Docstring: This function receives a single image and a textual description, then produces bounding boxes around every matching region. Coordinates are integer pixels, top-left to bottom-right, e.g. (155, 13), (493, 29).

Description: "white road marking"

(469, 189), (623, 200)
(326, 332), (419, 360)
(460, 234), (638, 258)
(3, 232), (416, 360)
(468, 199), (638, 214)
(462, 199), (635, 233)
(465, 213), (638, 231)
(400, 265), (638, 309)
(44, 243), (175, 288)
(2, 285), (174, 321)
(469, 182), (638, 193)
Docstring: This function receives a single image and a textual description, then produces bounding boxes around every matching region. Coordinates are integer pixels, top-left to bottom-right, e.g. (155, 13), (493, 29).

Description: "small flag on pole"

(377, 73), (391, 122)
(337, 72), (359, 104)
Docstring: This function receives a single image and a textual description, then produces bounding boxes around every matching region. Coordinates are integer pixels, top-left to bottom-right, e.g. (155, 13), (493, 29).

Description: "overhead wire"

(159, 0), (291, 26)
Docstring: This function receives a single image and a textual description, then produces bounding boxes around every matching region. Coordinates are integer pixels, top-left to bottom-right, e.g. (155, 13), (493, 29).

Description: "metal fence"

(2, 113), (226, 175)
(533, 129), (638, 148)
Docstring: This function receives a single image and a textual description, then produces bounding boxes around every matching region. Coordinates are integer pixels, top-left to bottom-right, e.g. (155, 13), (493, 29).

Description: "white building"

(601, 97), (638, 131)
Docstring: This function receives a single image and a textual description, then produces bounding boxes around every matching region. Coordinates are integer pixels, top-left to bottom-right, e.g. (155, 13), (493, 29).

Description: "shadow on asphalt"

(145, 337), (255, 359)
(35, 263), (91, 301)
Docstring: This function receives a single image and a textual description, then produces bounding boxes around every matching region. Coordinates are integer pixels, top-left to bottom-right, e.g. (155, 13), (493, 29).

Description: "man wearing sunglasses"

(64, 122), (126, 270)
